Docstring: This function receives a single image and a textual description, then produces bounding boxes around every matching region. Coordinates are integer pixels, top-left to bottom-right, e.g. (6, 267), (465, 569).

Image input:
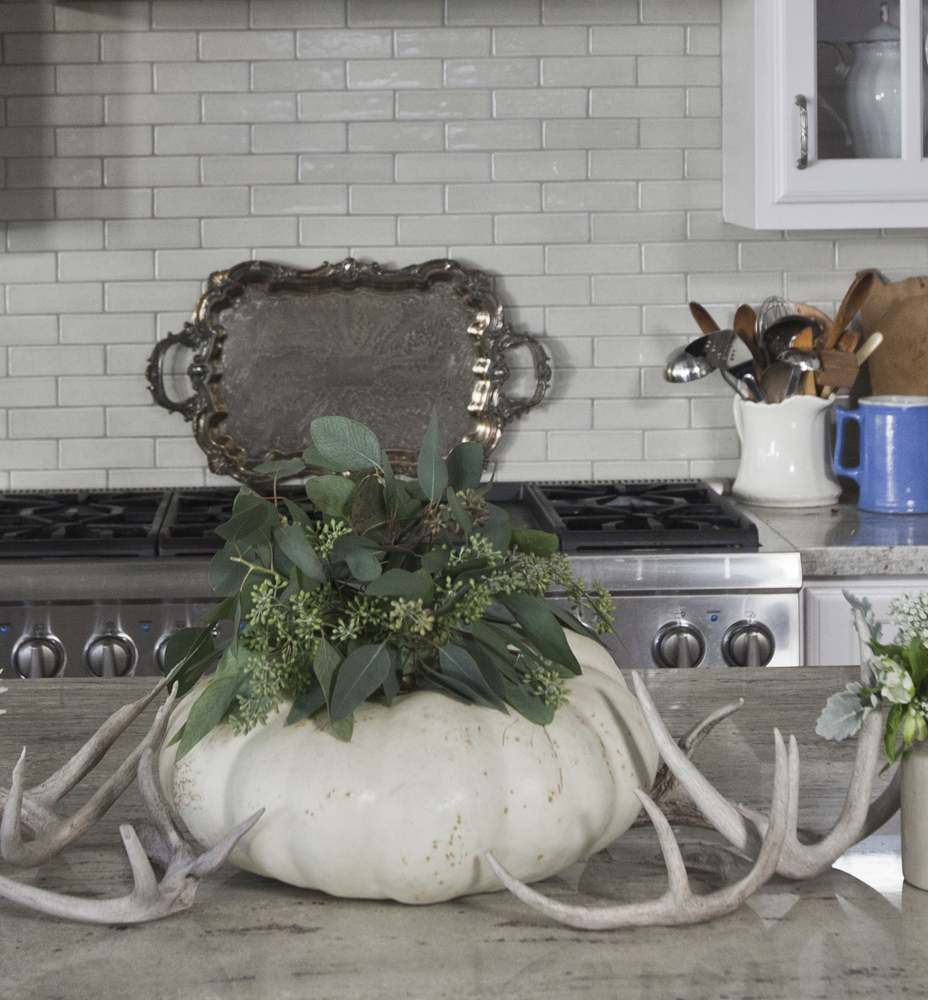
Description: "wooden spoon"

(819, 329), (863, 398)
(733, 303), (765, 372)
(689, 301), (721, 334)
(823, 272), (875, 350)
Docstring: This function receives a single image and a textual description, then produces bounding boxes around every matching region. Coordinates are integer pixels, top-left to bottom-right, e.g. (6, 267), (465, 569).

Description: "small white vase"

(902, 744), (928, 890)
(732, 394), (842, 508)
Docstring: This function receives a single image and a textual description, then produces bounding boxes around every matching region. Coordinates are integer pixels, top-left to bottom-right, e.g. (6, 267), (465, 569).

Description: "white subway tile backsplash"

(0, 0), (905, 487)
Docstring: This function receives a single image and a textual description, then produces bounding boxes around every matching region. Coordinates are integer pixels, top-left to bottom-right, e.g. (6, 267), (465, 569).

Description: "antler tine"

(486, 729), (793, 929)
(0, 745), (263, 925)
(630, 672), (760, 853)
(736, 707), (895, 878)
(30, 676), (170, 805)
(1, 689), (176, 868)
(679, 700), (745, 756)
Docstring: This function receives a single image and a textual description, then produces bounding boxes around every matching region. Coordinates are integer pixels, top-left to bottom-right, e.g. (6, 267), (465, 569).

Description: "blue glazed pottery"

(833, 395), (928, 514)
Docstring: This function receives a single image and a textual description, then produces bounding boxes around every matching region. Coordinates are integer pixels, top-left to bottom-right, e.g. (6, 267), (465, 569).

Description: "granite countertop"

(0, 671), (921, 1000)
(731, 488), (928, 578)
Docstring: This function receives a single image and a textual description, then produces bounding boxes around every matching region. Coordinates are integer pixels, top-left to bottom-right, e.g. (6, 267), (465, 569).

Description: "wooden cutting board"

(859, 268), (928, 396)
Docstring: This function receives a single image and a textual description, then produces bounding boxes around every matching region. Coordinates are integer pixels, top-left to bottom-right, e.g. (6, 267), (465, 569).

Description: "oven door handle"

(145, 322), (206, 421)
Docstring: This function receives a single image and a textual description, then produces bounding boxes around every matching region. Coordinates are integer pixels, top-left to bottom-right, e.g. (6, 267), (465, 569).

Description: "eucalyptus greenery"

(163, 414), (614, 759)
(817, 590), (928, 765)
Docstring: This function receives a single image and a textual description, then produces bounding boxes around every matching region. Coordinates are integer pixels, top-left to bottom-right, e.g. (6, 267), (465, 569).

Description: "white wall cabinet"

(804, 577), (927, 665)
(722, 0), (928, 229)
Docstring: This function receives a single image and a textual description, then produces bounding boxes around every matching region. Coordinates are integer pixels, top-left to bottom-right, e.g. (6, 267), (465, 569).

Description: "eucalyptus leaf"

(160, 626), (217, 697)
(311, 416), (383, 472)
(440, 643), (509, 713)
(495, 591), (582, 675)
(420, 546), (450, 575)
(209, 541), (252, 595)
(331, 714), (354, 742)
(331, 534), (383, 582)
(302, 443), (351, 474)
(547, 602), (608, 648)
(365, 567), (433, 601)
(330, 644), (392, 722)
(285, 680), (326, 726)
(214, 499), (279, 542)
(501, 677), (555, 726)
(175, 646), (250, 759)
(446, 441), (484, 492)
(351, 474), (387, 535)
(272, 522), (326, 584)
(445, 490), (473, 537)
(417, 409), (447, 502)
(283, 497), (312, 527)
(305, 475), (357, 519)
(815, 683), (871, 741)
(254, 458), (306, 479)
(511, 529), (559, 557)
(381, 450), (396, 505)
(312, 639), (343, 705)
(382, 646), (402, 707)
(202, 594), (239, 626)
(478, 516), (512, 554)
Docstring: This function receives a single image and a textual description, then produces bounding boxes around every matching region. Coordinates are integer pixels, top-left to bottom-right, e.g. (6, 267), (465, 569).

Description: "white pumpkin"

(158, 631), (659, 904)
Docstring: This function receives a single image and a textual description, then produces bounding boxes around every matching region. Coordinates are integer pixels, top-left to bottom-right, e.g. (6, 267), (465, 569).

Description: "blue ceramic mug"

(833, 395), (928, 514)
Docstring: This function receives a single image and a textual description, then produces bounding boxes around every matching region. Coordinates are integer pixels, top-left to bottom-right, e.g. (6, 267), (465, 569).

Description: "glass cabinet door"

(775, 0), (928, 207)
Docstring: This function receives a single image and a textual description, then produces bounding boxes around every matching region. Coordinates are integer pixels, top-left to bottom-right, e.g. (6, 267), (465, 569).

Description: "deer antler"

(487, 728), (793, 928)
(629, 674), (899, 879)
(0, 749), (263, 924)
(1, 685), (176, 867)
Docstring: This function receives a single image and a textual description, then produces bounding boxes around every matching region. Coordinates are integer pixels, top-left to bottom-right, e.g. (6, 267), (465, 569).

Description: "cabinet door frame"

(723, 0), (928, 228)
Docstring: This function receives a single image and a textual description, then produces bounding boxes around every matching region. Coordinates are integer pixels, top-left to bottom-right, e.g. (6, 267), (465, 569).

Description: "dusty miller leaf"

(815, 682), (871, 741)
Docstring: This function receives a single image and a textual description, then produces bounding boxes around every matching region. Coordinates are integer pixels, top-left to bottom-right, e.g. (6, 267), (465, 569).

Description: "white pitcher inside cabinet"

(722, 0), (928, 229)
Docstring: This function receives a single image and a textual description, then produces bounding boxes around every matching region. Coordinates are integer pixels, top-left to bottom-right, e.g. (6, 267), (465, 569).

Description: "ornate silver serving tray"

(146, 258), (550, 485)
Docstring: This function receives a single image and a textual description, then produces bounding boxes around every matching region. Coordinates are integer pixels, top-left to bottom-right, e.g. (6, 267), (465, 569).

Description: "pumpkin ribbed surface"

(158, 632), (658, 904)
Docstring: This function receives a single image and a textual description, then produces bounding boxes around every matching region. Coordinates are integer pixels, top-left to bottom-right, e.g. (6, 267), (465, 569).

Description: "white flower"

(879, 658), (915, 704)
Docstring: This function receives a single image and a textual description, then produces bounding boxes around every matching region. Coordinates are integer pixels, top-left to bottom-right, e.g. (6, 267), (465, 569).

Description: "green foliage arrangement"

(817, 590), (928, 764)
(164, 414), (615, 759)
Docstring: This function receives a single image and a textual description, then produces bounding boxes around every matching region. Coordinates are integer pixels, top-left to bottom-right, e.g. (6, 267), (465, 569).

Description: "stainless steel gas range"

(0, 481), (801, 679)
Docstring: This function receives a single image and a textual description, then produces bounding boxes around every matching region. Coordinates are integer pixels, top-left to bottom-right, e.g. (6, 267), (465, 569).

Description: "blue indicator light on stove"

(141, 624), (150, 632)
(710, 615), (718, 622)
(0, 626), (7, 634)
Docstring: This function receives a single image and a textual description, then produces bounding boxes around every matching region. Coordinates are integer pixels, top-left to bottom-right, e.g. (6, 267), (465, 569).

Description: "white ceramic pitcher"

(732, 395), (842, 508)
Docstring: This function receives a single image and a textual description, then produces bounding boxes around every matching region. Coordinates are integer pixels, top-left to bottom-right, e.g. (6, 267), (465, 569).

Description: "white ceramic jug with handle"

(732, 395), (842, 508)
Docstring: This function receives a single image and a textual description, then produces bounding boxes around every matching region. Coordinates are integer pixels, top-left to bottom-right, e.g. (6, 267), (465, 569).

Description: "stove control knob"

(85, 634), (136, 678)
(653, 622), (704, 669)
(12, 636), (65, 678)
(723, 621), (775, 667)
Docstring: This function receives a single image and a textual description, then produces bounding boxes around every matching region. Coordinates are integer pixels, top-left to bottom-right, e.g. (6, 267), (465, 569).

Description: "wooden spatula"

(823, 272), (875, 350)
(689, 301), (720, 334)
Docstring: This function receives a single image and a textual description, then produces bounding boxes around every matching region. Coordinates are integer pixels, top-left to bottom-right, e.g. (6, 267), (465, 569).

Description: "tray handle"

(494, 327), (551, 422)
(145, 322), (206, 421)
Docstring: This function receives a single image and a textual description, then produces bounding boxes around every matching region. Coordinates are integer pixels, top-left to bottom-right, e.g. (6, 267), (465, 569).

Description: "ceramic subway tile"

(447, 244), (544, 274)
(547, 306), (641, 340)
(542, 0), (637, 25)
(298, 91), (392, 121)
(203, 154), (296, 185)
(397, 213), (491, 245)
(299, 152), (392, 183)
(590, 148), (682, 180)
(57, 374), (148, 406)
(153, 62), (249, 94)
(347, 59), (442, 89)
(493, 26), (587, 55)
(494, 88), (588, 119)
(57, 126), (153, 158)
(595, 334), (682, 367)
(106, 404), (190, 437)
(101, 32), (198, 63)
(152, 0), (248, 30)
(56, 188), (153, 220)
(640, 116), (720, 149)
(546, 244), (639, 274)
(548, 429), (642, 461)
(60, 313), (155, 345)
(4, 33), (99, 64)
(253, 122), (347, 153)
(643, 240), (736, 273)
(252, 184), (347, 215)
(684, 148), (722, 179)
(685, 87), (721, 118)
(591, 25), (683, 54)
(105, 94), (200, 126)
(446, 0), (541, 26)
(12, 469), (110, 489)
(348, 122), (442, 152)
(639, 179), (721, 211)
(446, 120), (541, 151)
(837, 239), (928, 270)
(110, 467), (206, 487)
(543, 181), (636, 212)
(104, 156), (199, 187)
(446, 181), (540, 213)
(590, 86), (685, 118)
(543, 119), (638, 150)
(57, 63), (152, 94)
(396, 90), (490, 120)
(495, 212), (588, 244)
(0, 377), (57, 408)
(54, 2), (150, 32)
(1, 65), (56, 95)
(395, 28), (490, 57)
(154, 250), (249, 280)
(203, 92), (298, 124)
(0, 440), (59, 470)
(642, 0), (720, 25)
(155, 437), (210, 468)
(594, 398), (689, 429)
(688, 271), (783, 303)
(155, 125), (249, 156)
(0, 191), (54, 221)
(9, 343), (104, 376)
(0, 316), (57, 344)
(61, 436), (154, 469)
(444, 58), (538, 88)
(59, 250), (154, 282)
(250, 0), (346, 28)
(492, 150), (586, 181)
(350, 183), (443, 214)
(741, 239), (836, 272)
(592, 211), (687, 243)
(299, 215), (394, 246)
(200, 31), (296, 61)
(3, 3), (55, 31)
(347, 0), (442, 27)
(296, 29), (392, 59)
(592, 273), (687, 305)
(9, 406), (104, 440)
(253, 60), (345, 91)
(495, 274), (589, 305)
(0, 254), (55, 284)
(0, 127), (55, 158)
(645, 427), (738, 462)
(541, 56), (635, 87)
(394, 152), (489, 182)
(7, 95), (103, 128)
(8, 220), (103, 252)
(105, 343), (154, 374)
(202, 216), (298, 247)
(105, 218), (200, 250)
(154, 186), (249, 218)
